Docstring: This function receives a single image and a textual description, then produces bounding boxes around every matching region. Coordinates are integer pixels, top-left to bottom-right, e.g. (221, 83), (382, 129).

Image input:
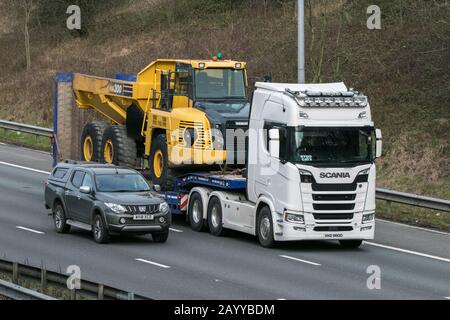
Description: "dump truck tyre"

(149, 134), (172, 190)
(101, 125), (137, 167)
(81, 122), (106, 162)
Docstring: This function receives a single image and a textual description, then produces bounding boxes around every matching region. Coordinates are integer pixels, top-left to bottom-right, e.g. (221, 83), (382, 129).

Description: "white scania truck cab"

(165, 82), (382, 248)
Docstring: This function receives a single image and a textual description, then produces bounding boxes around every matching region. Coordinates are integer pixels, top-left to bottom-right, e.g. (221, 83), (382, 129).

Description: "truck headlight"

(362, 213), (375, 223)
(285, 211), (305, 224)
(104, 203), (127, 214)
(159, 202), (169, 213)
(299, 170), (313, 183)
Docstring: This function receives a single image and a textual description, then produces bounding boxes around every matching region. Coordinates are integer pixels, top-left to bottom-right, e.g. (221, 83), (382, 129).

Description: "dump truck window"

(175, 71), (192, 97)
(195, 69), (246, 99)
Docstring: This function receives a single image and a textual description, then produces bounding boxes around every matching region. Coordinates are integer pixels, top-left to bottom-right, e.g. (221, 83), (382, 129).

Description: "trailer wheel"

(188, 192), (205, 231)
(207, 196), (225, 236)
(81, 122), (106, 162)
(257, 206), (276, 248)
(101, 125), (137, 167)
(150, 134), (174, 190)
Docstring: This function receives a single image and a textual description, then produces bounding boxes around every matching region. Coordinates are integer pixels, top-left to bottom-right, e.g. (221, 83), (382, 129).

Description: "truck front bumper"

(274, 212), (375, 242)
(105, 211), (171, 234)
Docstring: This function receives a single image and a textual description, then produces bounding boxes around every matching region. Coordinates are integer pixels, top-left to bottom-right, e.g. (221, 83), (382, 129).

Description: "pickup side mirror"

(79, 186), (92, 194)
(375, 129), (382, 158)
(153, 185), (162, 192)
(269, 129), (280, 159)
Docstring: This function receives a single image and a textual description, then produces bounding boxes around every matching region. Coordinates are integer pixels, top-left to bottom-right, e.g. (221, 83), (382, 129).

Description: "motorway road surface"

(0, 143), (449, 300)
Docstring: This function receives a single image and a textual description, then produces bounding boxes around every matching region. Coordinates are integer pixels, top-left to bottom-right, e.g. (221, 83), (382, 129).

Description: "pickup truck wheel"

(257, 206), (275, 248)
(207, 197), (225, 236)
(101, 125), (137, 167)
(149, 134), (174, 190)
(152, 231), (169, 243)
(188, 192), (205, 232)
(81, 122), (106, 162)
(53, 203), (70, 233)
(339, 240), (363, 249)
(93, 215), (110, 244)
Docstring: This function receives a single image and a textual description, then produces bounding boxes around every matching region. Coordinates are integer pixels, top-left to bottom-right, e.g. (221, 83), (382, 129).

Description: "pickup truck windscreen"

(95, 174), (151, 192)
(287, 127), (375, 164)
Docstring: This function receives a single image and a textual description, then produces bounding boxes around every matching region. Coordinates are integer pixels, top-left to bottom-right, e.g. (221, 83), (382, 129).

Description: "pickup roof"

(44, 161), (171, 243)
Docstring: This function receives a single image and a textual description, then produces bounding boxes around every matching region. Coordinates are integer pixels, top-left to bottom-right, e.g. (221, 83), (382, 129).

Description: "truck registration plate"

(133, 214), (154, 221)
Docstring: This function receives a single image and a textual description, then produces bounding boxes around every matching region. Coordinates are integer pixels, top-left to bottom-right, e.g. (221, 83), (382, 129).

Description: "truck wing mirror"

(153, 185), (162, 192)
(269, 129), (280, 159)
(79, 186), (92, 194)
(375, 129), (382, 158)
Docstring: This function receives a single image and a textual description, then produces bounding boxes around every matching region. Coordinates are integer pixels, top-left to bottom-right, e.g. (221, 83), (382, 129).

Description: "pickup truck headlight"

(285, 211), (305, 224)
(104, 203), (127, 214)
(159, 202), (169, 213)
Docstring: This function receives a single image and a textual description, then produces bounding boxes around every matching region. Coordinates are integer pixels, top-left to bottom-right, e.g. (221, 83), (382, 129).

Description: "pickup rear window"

(52, 168), (69, 179)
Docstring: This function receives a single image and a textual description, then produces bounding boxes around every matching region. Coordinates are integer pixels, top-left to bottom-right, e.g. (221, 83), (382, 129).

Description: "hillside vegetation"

(0, 0), (449, 227)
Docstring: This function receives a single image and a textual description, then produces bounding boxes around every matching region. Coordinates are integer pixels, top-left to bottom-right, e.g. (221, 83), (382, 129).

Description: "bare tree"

(19, 0), (34, 71)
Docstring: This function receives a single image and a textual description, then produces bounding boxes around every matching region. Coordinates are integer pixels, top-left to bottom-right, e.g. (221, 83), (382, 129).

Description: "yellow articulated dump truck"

(71, 57), (250, 188)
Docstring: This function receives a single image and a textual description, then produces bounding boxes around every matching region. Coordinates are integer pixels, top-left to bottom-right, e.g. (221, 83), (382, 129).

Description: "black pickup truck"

(44, 161), (171, 243)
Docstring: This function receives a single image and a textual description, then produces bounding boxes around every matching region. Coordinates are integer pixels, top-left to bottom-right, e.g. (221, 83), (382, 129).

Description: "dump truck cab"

(72, 57), (250, 189)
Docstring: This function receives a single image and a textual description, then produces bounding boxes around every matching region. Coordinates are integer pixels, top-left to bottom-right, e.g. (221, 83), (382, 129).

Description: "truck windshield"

(288, 127), (375, 164)
(95, 174), (151, 192)
(195, 69), (246, 100)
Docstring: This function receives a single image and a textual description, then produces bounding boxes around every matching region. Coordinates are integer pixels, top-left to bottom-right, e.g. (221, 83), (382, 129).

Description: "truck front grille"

(312, 183), (357, 192)
(313, 203), (355, 211)
(312, 194), (356, 201)
(313, 213), (354, 220)
(314, 226), (353, 232)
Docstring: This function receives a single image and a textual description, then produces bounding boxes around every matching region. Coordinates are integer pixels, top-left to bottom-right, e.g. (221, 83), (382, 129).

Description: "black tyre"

(207, 197), (225, 236)
(149, 134), (175, 190)
(339, 240), (363, 249)
(152, 231), (169, 243)
(188, 192), (205, 232)
(92, 214), (110, 244)
(53, 202), (71, 234)
(81, 122), (107, 162)
(257, 206), (276, 248)
(101, 125), (137, 167)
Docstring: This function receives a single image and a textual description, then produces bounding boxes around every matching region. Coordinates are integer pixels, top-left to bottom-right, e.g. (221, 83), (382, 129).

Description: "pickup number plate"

(133, 214), (154, 221)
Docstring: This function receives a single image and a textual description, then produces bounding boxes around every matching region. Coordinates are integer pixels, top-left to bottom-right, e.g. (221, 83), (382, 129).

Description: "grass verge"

(0, 128), (51, 152)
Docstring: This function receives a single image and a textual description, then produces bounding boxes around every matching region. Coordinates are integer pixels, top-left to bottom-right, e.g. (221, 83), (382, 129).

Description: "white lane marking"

(277, 298), (287, 300)
(365, 242), (450, 264)
(169, 227), (183, 233)
(136, 258), (171, 269)
(280, 255), (321, 266)
(0, 161), (50, 175)
(377, 218), (450, 236)
(445, 297), (450, 300)
(16, 226), (45, 235)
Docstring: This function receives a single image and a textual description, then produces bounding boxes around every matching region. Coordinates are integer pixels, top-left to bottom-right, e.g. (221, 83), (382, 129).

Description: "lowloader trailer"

(64, 57), (250, 189)
(161, 82), (383, 248)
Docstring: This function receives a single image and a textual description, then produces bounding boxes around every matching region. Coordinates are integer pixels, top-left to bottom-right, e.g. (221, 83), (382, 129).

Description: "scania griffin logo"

(320, 172), (351, 179)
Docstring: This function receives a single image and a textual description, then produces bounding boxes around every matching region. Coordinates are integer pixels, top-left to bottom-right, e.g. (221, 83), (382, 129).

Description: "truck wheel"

(152, 231), (169, 243)
(53, 203), (70, 234)
(257, 206), (276, 248)
(207, 197), (225, 236)
(81, 122), (106, 162)
(93, 214), (110, 244)
(188, 192), (205, 231)
(149, 134), (174, 190)
(339, 240), (363, 249)
(101, 125), (137, 167)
